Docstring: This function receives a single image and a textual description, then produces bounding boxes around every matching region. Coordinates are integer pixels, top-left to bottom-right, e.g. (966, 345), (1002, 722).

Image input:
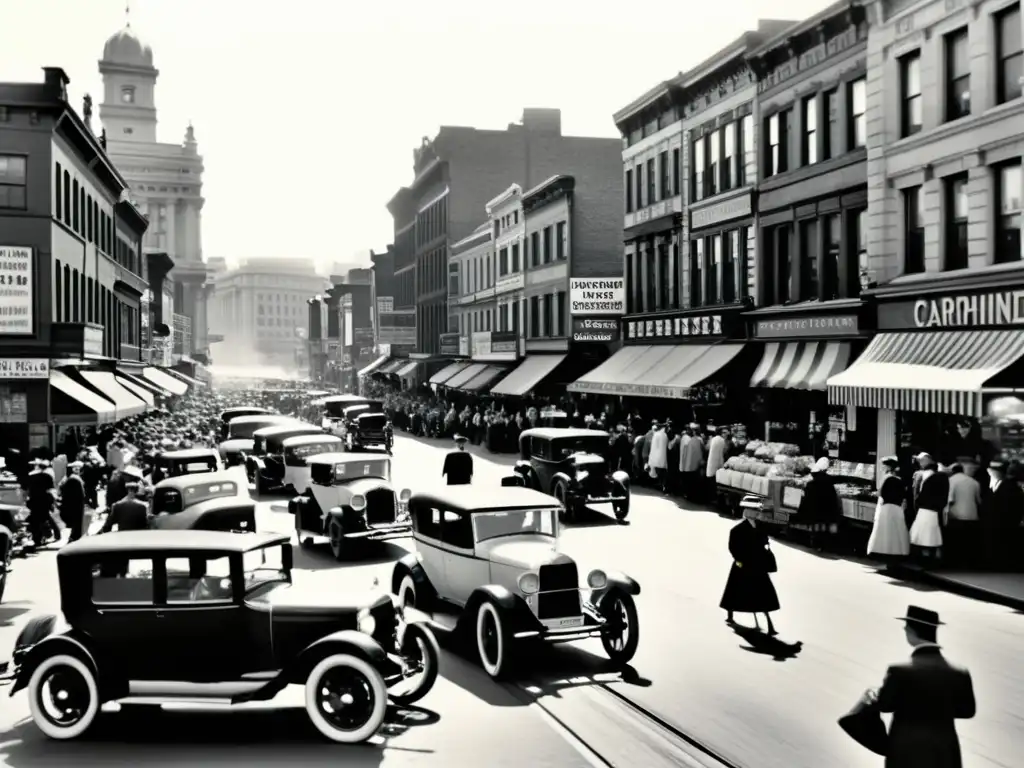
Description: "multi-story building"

(449, 222), (496, 357)
(0, 66), (174, 456)
(829, 0), (1024, 459)
(98, 24), (210, 360)
(208, 257), (328, 369)
(387, 108), (623, 354)
(369, 246), (395, 352)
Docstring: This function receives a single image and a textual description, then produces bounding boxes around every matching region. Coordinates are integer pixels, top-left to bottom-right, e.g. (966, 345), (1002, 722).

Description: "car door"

(441, 508), (489, 606)
(532, 439), (557, 493)
(153, 554), (248, 681)
(411, 501), (448, 598)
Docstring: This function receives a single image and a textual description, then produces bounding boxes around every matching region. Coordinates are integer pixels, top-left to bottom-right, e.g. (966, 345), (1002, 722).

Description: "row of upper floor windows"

(626, 148), (679, 213)
(450, 220), (569, 296)
(692, 114), (754, 202)
(416, 195), (448, 249)
(54, 259), (139, 352)
(456, 290), (569, 339)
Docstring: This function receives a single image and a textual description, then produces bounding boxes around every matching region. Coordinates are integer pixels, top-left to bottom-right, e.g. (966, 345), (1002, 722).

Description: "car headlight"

(587, 569), (607, 589)
(350, 494), (367, 511)
(399, 488), (412, 502)
(357, 608), (376, 635)
(612, 470), (630, 486)
(574, 470), (589, 484)
(518, 572), (540, 595)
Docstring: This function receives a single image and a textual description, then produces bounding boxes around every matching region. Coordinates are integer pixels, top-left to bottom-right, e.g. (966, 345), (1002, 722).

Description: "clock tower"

(98, 24), (158, 143)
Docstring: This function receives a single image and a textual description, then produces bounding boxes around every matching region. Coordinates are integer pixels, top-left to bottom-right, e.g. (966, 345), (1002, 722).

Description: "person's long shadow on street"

(730, 622), (803, 662)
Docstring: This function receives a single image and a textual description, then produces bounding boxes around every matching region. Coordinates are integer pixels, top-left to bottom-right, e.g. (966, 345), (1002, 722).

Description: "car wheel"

(553, 482), (574, 523)
(294, 508), (314, 549)
(388, 623), (440, 705)
(599, 590), (640, 666)
(304, 653), (388, 743)
(27, 654), (100, 740)
(476, 600), (513, 679)
(328, 518), (348, 561)
(397, 573), (428, 613)
(614, 499), (630, 522)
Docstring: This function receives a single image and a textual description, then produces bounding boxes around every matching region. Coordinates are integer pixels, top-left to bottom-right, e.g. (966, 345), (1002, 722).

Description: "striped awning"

(358, 355), (391, 377)
(379, 359), (406, 375)
(444, 363), (487, 389)
(395, 360), (419, 378)
(491, 354), (566, 396)
(459, 365), (509, 392)
(568, 343), (745, 399)
(827, 330), (1024, 417)
(429, 361), (470, 385)
(750, 342), (852, 390)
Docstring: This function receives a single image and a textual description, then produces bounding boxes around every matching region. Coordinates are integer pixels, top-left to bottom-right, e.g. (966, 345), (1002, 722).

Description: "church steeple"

(98, 11), (158, 143)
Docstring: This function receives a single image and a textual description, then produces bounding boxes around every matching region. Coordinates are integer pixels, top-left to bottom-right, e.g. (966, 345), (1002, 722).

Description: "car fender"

(11, 630), (99, 696)
(513, 460), (532, 476)
(552, 471), (573, 493)
(592, 571), (641, 605)
(391, 554), (436, 601)
(458, 585), (533, 637)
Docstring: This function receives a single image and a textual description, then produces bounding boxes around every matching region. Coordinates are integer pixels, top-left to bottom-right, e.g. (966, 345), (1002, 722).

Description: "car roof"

(59, 530), (288, 557)
(229, 414), (296, 425)
(153, 470), (243, 491)
(283, 434), (342, 447)
(411, 485), (561, 512)
(520, 427), (609, 440)
(305, 451), (390, 466)
(221, 407), (270, 416)
(160, 448), (218, 459)
(322, 395), (371, 404)
(255, 423), (321, 437)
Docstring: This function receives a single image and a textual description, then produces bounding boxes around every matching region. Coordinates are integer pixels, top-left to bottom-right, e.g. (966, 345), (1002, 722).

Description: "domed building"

(98, 23), (210, 363)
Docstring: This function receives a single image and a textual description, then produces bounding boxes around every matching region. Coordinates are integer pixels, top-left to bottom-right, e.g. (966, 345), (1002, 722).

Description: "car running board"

(127, 679), (267, 700)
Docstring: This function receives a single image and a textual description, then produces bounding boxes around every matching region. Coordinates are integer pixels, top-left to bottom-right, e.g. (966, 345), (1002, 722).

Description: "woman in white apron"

(867, 456), (910, 559)
(909, 452), (945, 558)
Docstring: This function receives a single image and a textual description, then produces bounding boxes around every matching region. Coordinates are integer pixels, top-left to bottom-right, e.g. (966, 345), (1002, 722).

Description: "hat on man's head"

(453, 434), (467, 444)
(898, 605), (944, 626)
(990, 459), (1007, 472)
(955, 455), (977, 465)
(881, 456), (900, 468)
(914, 452), (934, 464)
(68, 461), (84, 469)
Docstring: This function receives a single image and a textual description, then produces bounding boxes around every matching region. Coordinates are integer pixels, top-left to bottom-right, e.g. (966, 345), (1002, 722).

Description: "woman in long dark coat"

(720, 510), (781, 635)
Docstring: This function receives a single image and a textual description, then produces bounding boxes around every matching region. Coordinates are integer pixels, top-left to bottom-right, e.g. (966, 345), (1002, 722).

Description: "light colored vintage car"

(218, 415), (304, 467)
(245, 423), (326, 492)
(390, 485), (640, 679)
(279, 434), (344, 494)
(288, 453), (411, 560)
(318, 395), (378, 437)
(149, 471), (256, 532)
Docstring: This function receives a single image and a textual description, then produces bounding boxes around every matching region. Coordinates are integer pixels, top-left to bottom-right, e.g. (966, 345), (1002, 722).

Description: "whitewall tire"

(475, 601), (510, 679)
(304, 654), (388, 743)
(27, 654), (100, 740)
(398, 574), (417, 610)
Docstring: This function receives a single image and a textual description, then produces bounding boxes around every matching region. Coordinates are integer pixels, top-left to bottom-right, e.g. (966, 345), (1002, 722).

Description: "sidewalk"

(886, 562), (1024, 610)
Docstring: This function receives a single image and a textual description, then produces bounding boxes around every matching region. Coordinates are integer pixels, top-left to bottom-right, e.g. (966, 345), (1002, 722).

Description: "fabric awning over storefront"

(827, 330), (1024, 417)
(460, 365), (508, 392)
(750, 342), (852, 390)
(79, 370), (147, 418)
(359, 355), (391, 378)
(143, 367), (188, 396)
(118, 369), (171, 398)
(429, 361), (469, 385)
(114, 374), (155, 407)
(491, 355), (566, 396)
(380, 359), (406, 375)
(444, 363), (487, 390)
(567, 344), (745, 399)
(50, 370), (117, 424)
(167, 368), (204, 388)
(395, 360), (419, 379)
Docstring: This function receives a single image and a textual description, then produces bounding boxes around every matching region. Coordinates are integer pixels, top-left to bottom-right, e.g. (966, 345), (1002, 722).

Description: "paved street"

(2, 434), (1023, 767)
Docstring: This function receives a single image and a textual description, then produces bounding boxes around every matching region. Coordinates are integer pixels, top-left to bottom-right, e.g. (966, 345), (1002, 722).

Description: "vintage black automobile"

(245, 423), (326, 492)
(150, 448), (221, 485)
(1, 531), (440, 742)
(391, 486), (640, 679)
(219, 415), (302, 468)
(510, 428), (630, 523)
(218, 406), (272, 441)
(289, 453), (411, 560)
(338, 403), (391, 454)
(149, 472), (256, 532)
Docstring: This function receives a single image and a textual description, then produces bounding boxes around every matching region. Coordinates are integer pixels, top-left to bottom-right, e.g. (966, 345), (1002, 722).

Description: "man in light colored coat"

(648, 422), (669, 493)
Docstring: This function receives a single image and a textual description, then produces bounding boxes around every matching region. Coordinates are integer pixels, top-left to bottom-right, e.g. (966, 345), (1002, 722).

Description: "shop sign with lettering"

(494, 273), (524, 295)
(491, 331), (517, 354)
(878, 289), (1024, 331)
(376, 296), (394, 314)
(0, 246), (33, 335)
(439, 332), (460, 355)
(471, 331), (492, 357)
(754, 314), (859, 338)
(0, 358), (49, 379)
(626, 314), (723, 341)
(690, 193), (752, 231)
(571, 317), (620, 343)
(570, 380), (691, 399)
(569, 278), (625, 315)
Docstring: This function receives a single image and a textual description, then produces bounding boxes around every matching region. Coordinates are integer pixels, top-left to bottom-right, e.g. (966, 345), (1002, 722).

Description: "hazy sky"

(1, 0), (832, 265)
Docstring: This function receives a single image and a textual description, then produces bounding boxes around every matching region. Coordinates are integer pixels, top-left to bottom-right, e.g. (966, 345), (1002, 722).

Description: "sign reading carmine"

(877, 288), (1024, 330)
(754, 314), (859, 338)
(569, 278), (625, 315)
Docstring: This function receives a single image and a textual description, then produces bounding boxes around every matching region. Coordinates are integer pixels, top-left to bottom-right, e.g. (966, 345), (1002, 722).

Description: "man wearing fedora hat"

(870, 605), (975, 767)
(441, 434), (473, 486)
(58, 460), (87, 542)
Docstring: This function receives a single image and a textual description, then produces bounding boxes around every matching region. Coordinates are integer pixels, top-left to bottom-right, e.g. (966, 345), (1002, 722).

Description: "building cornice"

(485, 183), (522, 215)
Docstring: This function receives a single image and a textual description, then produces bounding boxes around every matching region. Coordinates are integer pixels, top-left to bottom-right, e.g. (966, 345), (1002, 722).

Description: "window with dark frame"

(706, 235), (721, 306)
(849, 78), (867, 149)
(824, 214), (841, 300)
(765, 112), (788, 177)
(723, 122), (736, 191)
(945, 28), (971, 121)
(944, 174), (969, 271)
(542, 226), (552, 264)
(777, 226), (793, 304)
(692, 137), (705, 201)
(625, 169), (634, 213)
(635, 163), (644, 209)
(690, 239), (703, 307)
(853, 208), (869, 294)
(801, 219), (819, 300)
(904, 186), (926, 274)
(658, 241), (670, 309)
(647, 158), (656, 204)
(997, 4), (1023, 105)
(499, 247), (509, 276)
(529, 296), (540, 338)
(672, 148), (680, 195)
(542, 294), (552, 337)
(900, 52), (923, 137)
(511, 242), (520, 271)
(740, 114), (753, 186)
(0, 155), (27, 210)
(659, 151), (670, 199)
(823, 88), (839, 159)
(530, 231), (540, 267)
(803, 96), (818, 165)
(54, 163), (62, 220)
(707, 131), (720, 197)
(556, 222), (565, 260)
(996, 161), (1022, 264)
(556, 291), (566, 336)
(723, 230), (737, 303)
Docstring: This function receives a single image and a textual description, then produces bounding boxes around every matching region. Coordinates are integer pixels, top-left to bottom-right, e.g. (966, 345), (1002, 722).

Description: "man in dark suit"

(441, 434), (473, 485)
(100, 474), (150, 534)
(982, 459), (1023, 569)
(874, 605), (975, 768)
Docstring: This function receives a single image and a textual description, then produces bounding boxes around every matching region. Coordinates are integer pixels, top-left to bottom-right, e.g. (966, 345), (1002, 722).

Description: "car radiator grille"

(538, 562), (581, 619)
(366, 488), (396, 525)
(371, 602), (398, 653)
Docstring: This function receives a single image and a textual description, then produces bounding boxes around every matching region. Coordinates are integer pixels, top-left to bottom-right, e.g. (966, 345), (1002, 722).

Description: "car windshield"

(203, 544), (289, 595)
(554, 436), (608, 459)
(172, 458), (216, 475)
(474, 508), (557, 542)
(334, 458), (390, 482)
(177, 480), (238, 507)
(325, 400), (367, 418)
(289, 441), (340, 459)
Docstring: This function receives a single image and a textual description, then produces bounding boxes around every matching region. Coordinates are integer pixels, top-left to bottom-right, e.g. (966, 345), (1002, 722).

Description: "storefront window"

(800, 219), (818, 300)
(690, 239), (703, 307)
(996, 161), (1022, 264)
(824, 214), (841, 300)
